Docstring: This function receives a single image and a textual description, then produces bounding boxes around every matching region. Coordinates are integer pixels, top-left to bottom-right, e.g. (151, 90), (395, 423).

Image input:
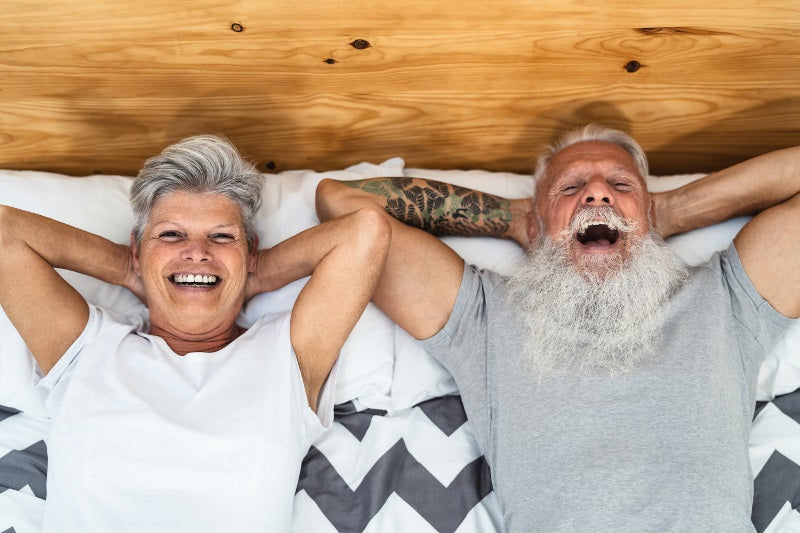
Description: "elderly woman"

(0, 135), (390, 531)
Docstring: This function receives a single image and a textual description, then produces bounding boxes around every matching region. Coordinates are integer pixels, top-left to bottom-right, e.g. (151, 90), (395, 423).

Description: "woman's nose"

(181, 238), (211, 262)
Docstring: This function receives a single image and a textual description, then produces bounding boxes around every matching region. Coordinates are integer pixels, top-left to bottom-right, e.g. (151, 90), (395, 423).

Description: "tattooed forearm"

(343, 177), (513, 237)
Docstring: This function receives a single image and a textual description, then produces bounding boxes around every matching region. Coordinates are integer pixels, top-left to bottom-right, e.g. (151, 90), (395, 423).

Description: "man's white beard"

(507, 224), (688, 380)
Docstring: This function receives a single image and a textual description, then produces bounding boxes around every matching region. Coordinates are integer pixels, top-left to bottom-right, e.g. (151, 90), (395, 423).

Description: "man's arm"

(247, 207), (391, 410)
(0, 205), (138, 373)
(653, 147), (800, 238)
(315, 177), (531, 340)
(736, 193), (800, 318)
(654, 147), (800, 317)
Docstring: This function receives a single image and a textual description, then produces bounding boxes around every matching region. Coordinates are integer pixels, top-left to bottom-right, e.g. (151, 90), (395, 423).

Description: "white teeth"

(579, 220), (616, 233)
(173, 274), (218, 285)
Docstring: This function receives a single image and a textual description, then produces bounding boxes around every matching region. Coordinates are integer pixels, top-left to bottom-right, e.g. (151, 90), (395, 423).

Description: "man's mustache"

(560, 206), (639, 239)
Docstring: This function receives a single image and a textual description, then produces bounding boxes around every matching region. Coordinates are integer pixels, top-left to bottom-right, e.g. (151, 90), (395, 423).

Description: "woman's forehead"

(148, 191), (244, 226)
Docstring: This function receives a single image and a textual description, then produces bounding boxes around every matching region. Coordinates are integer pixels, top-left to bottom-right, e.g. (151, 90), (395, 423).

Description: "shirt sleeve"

(421, 263), (498, 454)
(37, 305), (103, 416)
(282, 313), (339, 445)
(315, 360), (339, 429)
(722, 243), (797, 378)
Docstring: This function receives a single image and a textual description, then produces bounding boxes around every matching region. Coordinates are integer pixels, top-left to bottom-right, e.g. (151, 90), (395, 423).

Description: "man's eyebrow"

(610, 165), (638, 175)
(550, 162), (641, 183)
(552, 169), (583, 181)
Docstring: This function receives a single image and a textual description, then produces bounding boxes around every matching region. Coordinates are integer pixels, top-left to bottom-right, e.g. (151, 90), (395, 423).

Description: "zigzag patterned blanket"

(0, 395), (502, 533)
(4, 390), (800, 532)
(294, 397), (499, 532)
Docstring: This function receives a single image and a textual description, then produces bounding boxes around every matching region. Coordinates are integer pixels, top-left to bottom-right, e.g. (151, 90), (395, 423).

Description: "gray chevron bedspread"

(0, 396), (502, 532)
(5, 390), (800, 532)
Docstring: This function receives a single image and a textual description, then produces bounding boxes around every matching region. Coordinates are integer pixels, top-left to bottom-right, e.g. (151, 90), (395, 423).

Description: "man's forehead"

(547, 141), (642, 180)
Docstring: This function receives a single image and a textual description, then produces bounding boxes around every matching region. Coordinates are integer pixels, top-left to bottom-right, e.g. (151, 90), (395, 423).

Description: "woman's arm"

(0, 205), (138, 373)
(248, 207), (391, 411)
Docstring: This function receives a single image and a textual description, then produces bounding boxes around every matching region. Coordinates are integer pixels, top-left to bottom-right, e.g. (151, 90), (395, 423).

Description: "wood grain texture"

(1, 0), (798, 175)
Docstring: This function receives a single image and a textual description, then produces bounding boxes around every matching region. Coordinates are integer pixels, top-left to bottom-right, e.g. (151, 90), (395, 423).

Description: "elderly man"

(315, 124), (800, 532)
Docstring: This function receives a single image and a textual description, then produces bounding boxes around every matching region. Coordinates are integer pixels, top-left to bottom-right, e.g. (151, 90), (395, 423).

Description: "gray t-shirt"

(422, 244), (794, 532)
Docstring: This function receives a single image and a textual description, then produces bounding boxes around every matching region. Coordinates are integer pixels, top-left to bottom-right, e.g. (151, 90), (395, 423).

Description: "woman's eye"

(211, 234), (235, 243)
(158, 231), (182, 240)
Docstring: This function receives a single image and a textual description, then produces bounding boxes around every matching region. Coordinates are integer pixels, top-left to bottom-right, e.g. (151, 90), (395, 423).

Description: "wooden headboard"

(2, 1), (798, 177)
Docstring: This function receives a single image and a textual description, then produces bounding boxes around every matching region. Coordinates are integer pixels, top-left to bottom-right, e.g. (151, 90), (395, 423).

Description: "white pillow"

(0, 158), (405, 412)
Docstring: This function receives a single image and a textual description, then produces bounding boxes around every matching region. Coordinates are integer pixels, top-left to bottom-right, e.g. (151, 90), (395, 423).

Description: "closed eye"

(610, 175), (639, 191)
(613, 182), (633, 190)
(210, 233), (236, 243)
(158, 231), (184, 241)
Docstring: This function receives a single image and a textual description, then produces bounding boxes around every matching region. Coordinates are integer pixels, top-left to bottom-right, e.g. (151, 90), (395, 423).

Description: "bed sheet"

(1, 162), (799, 532)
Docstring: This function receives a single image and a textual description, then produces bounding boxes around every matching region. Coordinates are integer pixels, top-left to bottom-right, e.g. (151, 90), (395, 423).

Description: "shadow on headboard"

(2, 0), (798, 176)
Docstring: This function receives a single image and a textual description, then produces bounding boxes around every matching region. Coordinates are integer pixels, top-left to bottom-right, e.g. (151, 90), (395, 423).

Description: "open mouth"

(576, 222), (620, 246)
(169, 274), (220, 288)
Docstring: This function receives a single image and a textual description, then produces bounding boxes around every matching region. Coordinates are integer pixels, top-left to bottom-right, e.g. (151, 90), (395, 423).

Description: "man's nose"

(582, 178), (613, 206)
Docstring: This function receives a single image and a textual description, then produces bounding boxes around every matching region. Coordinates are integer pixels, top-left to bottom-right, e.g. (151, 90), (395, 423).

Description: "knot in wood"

(625, 60), (641, 73)
(350, 39), (371, 50)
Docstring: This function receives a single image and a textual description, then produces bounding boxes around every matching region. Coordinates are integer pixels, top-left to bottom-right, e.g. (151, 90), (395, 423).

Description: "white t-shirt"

(38, 305), (335, 532)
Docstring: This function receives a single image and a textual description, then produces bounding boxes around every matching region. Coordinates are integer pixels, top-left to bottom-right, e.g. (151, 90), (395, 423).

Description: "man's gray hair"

(532, 124), (649, 184)
(130, 135), (264, 247)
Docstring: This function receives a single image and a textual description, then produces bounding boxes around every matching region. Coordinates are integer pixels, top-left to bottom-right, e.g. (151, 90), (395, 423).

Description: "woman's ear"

(248, 236), (260, 273)
(130, 233), (141, 275)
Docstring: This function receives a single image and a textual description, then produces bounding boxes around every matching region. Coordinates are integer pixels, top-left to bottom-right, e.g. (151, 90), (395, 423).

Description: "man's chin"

(570, 246), (628, 279)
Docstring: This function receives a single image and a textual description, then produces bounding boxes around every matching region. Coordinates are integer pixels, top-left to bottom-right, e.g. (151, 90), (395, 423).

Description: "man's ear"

(648, 195), (659, 232)
(247, 236), (260, 273)
(526, 208), (545, 249)
(526, 216), (539, 247)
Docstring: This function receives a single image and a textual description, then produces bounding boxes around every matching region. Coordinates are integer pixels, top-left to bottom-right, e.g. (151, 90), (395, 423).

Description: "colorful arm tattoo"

(343, 177), (512, 237)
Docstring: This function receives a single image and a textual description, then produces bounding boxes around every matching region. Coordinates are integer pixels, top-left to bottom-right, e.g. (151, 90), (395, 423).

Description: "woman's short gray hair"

(532, 124), (649, 185)
(130, 135), (264, 247)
